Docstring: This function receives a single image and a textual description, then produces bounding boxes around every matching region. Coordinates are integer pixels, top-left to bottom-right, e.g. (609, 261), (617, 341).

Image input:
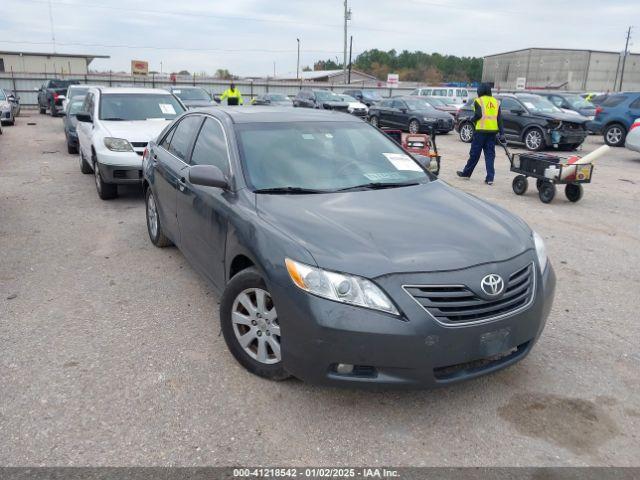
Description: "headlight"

(423, 117), (437, 122)
(533, 231), (548, 271)
(285, 258), (399, 315)
(104, 137), (133, 152)
(0, 101), (10, 110)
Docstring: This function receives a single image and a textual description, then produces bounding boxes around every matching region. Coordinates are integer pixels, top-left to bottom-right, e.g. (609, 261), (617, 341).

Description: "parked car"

(250, 93), (293, 107)
(368, 96), (455, 134)
(142, 106), (555, 387)
(293, 89), (349, 111)
(0, 88), (20, 126)
(63, 96), (85, 154)
(37, 79), (80, 116)
(333, 93), (368, 117)
(455, 94), (588, 151)
(76, 87), (186, 199)
(586, 92), (640, 147)
(61, 85), (93, 112)
(418, 96), (460, 116)
(342, 88), (384, 107)
(166, 86), (215, 109)
(533, 92), (596, 119)
(410, 87), (474, 105)
(624, 118), (640, 153)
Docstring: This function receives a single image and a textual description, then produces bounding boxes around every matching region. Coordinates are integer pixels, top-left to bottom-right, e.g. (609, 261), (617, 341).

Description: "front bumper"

(545, 129), (588, 146)
(95, 162), (143, 184)
(273, 254), (555, 388)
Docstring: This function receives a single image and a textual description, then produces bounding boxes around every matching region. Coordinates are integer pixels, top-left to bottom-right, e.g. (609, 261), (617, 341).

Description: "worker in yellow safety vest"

(457, 83), (504, 185)
(220, 83), (244, 106)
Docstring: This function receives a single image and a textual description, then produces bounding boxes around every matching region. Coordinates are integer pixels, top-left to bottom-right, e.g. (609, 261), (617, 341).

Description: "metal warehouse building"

(482, 48), (640, 91)
(0, 50), (109, 75)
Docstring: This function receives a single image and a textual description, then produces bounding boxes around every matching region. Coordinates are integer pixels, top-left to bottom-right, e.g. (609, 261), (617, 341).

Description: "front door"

(498, 97), (524, 140)
(177, 117), (232, 289)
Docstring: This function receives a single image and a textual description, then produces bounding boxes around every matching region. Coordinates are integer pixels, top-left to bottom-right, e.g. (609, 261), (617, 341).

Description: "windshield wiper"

(253, 186), (329, 194)
(336, 181), (420, 192)
(102, 117), (126, 121)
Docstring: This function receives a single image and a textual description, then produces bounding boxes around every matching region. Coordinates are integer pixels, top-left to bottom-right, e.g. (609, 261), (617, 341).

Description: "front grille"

(404, 263), (535, 325)
(437, 118), (453, 129)
(131, 142), (148, 148)
(562, 123), (585, 131)
(352, 108), (367, 116)
(113, 169), (142, 179)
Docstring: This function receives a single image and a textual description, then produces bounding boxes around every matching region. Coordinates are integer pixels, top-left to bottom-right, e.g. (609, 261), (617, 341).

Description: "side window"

(629, 96), (640, 109)
(448, 89), (454, 96)
(392, 100), (406, 109)
(83, 93), (94, 114)
(500, 97), (520, 112)
(160, 126), (176, 151)
(549, 96), (563, 108)
(190, 118), (230, 175)
(380, 99), (393, 108)
(425, 89), (432, 96)
(167, 115), (203, 161)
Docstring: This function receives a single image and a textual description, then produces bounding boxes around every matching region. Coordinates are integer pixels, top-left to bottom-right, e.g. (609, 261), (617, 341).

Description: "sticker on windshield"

(523, 102), (535, 109)
(325, 133), (333, 139)
(383, 153), (422, 172)
(159, 103), (176, 115)
(173, 90), (181, 94)
(364, 172), (404, 181)
(302, 133), (314, 140)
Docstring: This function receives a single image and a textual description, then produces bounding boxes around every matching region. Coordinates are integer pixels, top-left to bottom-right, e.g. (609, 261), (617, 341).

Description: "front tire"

(39, 105), (46, 114)
(93, 160), (117, 200)
(603, 123), (626, 147)
(565, 183), (583, 202)
(459, 122), (474, 143)
(512, 175), (528, 195)
(538, 180), (556, 203)
(145, 188), (172, 247)
(524, 128), (545, 151)
(49, 101), (57, 117)
(220, 268), (289, 381)
(369, 115), (379, 128)
(79, 151), (92, 174)
(408, 119), (420, 134)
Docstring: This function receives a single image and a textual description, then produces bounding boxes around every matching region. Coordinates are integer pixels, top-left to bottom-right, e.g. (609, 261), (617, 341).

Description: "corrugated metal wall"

(0, 72), (416, 106)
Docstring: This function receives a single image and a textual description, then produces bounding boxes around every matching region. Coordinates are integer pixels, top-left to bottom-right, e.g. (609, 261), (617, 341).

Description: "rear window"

(601, 95), (626, 108)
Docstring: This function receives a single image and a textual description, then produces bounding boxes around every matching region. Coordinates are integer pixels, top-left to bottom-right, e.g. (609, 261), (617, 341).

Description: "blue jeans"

(462, 131), (496, 182)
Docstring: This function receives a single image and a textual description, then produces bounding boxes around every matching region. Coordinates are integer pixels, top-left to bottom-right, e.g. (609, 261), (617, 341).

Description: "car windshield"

(338, 94), (358, 102)
(99, 94), (185, 121)
(403, 98), (431, 110)
(68, 100), (84, 114)
(50, 80), (79, 88)
(0, 90), (6, 100)
(236, 121), (430, 192)
(173, 88), (210, 101)
(425, 97), (445, 106)
(267, 94), (289, 101)
(315, 91), (341, 101)
(362, 90), (382, 100)
(519, 96), (561, 114)
(440, 98), (457, 105)
(68, 86), (89, 96)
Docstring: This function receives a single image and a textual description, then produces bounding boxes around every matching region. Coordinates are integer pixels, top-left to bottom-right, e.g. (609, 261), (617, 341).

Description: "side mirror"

(213, 95), (221, 104)
(7, 95), (15, 101)
(512, 108), (525, 115)
(188, 164), (228, 189)
(76, 111), (93, 123)
(400, 108), (408, 113)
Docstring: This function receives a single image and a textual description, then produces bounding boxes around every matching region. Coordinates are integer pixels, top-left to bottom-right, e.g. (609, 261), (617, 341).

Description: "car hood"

(256, 180), (532, 278)
(410, 108), (454, 120)
(101, 119), (172, 142)
(535, 111), (588, 124)
(347, 101), (367, 110)
(321, 101), (350, 108)
(182, 99), (216, 108)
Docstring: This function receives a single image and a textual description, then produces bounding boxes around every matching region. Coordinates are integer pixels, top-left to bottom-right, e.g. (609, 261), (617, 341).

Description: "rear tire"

(145, 188), (172, 247)
(79, 151), (92, 174)
(369, 115), (379, 128)
(603, 123), (626, 147)
(512, 175), (528, 195)
(538, 181), (556, 203)
(459, 122), (474, 143)
(408, 119), (420, 134)
(39, 105), (46, 114)
(67, 141), (78, 154)
(220, 268), (290, 381)
(565, 183), (583, 202)
(49, 101), (57, 117)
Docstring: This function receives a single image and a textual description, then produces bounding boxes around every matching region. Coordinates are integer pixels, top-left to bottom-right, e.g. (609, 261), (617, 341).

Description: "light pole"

(343, 1), (351, 81)
(296, 38), (300, 80)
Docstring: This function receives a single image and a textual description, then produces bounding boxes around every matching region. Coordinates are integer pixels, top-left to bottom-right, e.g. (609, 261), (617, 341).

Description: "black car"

(251, 93), (293, 107)
(167, 86), (215, 109)
(532, 92), (596, 119)
(293, 89), (349, 111)
(368, 96), (455, 134)
(63, 95), (85, 154)
(142, 106), (555, 387)
(342, 88), (384, 107)
(455, 94), (588, 151)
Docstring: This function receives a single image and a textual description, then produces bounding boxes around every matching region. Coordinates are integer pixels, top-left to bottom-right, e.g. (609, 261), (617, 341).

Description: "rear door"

(391, 99), (409, 127)
(153, 114), (203, 243)
(375, 99), (394, 127)
(177, 116), (232, 289)
(626, 95), (640, 129)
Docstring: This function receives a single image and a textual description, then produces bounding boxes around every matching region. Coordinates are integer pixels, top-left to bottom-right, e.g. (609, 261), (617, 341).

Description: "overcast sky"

(1, 0), (637, 76)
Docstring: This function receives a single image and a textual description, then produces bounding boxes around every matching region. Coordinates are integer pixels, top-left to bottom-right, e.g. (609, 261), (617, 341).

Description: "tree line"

(314, 49), (483, 84)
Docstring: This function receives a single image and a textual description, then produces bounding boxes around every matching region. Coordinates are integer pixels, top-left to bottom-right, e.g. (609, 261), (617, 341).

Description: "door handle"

(178, 176), (186, 192)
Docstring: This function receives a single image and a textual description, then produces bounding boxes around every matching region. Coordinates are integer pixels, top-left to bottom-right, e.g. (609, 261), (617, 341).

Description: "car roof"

(91, 87), (174, 95)
(169, 86), (205, 90)
(188, 106), (359, 123)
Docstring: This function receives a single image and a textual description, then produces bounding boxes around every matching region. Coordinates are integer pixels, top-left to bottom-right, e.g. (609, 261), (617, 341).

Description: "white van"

(410, 87), (475, 105)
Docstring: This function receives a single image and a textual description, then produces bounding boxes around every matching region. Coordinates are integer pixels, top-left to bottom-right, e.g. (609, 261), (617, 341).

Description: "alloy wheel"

(460, 123), (473, 142)
(147, 192), (159, 238)
(370, 116), (378, 127)
(525, 130), (543, 150)
(605, 126), (622, 145)
(231, 288), (281, 365)
(409, 120), (419, 134)
(94, 163), (102, 194)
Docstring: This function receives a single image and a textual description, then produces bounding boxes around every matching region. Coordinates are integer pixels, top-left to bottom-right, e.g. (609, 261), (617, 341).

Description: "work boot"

(456, 171), (470, 179)
(485, 180), (494, 185)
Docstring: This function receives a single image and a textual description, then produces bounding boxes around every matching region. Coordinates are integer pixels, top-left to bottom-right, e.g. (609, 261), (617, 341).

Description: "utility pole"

(619, 26), (633, 91)
(48, 0), (56, 52)
(348, 35), (353, 84)
(273, 61), (276, 78)
(343, 0), (351, 81)
(296, 38), (300, 80)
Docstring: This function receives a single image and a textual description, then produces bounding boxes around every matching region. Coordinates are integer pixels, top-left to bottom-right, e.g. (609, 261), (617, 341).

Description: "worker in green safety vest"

(220, 83), (244, 106)
(457, 83), (504, 185)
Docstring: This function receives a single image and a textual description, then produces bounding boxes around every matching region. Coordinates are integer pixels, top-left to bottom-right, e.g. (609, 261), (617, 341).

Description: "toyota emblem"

(481, 274), (504, 296)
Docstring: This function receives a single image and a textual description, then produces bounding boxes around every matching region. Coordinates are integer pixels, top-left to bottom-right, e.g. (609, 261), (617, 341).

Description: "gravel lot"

(1, 112), (639, 467)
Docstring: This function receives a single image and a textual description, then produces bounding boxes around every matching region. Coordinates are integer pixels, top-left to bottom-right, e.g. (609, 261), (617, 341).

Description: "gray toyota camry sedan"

(142, 107), (555, 388)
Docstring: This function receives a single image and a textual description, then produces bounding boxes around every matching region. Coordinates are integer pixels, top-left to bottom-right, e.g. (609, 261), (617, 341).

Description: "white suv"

(76, 87), (186, 199)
